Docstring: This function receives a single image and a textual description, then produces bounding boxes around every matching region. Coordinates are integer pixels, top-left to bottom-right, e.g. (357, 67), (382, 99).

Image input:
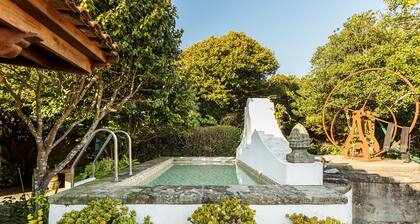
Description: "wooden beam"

(382, 123), (394, 152)
(400, 127), (410, 160)
(20, 47), (49, 66)
(0, 0), (93, 73)
(0, 55), (88, 74)
(14, 0), (107, 63)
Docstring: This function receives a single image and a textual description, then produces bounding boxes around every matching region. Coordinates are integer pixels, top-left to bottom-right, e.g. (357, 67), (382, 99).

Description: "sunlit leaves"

(177, 31), (279, 121)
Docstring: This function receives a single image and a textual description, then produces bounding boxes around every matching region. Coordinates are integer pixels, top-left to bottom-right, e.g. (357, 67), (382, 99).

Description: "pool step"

(257, 131), (291, 160)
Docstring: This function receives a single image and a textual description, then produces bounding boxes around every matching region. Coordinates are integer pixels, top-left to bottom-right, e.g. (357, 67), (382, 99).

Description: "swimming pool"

(49, 157), (351, 224)
(143, 164), (265, 186)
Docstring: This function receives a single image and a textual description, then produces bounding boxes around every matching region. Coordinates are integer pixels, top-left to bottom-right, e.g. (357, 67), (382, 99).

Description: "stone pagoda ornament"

(287, 123), (315, 163)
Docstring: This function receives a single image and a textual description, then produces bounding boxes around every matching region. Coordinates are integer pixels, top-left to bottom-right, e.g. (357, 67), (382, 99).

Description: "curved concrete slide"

(236, 98), (323, 185)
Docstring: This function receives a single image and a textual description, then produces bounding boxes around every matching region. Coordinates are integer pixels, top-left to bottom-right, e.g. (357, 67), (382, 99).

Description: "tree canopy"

(0, 0), (195, 193)
(177, 31), (279, 122)
(80, 0), (202, 140)
(294, 1), (420, 156)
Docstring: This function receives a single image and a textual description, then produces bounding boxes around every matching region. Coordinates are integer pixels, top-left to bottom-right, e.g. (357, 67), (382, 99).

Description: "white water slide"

(236, 98), (323, 185)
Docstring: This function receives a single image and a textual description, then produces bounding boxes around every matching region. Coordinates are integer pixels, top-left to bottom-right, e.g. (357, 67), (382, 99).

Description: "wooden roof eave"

(13, 0), (109, 63)
(0, 0), (94, 73)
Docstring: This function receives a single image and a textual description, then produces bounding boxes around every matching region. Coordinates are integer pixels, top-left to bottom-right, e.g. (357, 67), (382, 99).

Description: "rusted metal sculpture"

(322, 68), (419, 160)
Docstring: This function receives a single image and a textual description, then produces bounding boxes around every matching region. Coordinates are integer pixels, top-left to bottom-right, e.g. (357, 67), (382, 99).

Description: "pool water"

(143, 164), (266, 186)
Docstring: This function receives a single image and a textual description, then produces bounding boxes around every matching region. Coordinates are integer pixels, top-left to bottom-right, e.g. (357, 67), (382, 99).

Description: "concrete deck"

(322, 155), (420, 223)
(323, 155), (420, 184)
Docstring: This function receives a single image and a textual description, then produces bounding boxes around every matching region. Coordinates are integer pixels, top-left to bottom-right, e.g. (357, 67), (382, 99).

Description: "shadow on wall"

(323, 159), (420, 224)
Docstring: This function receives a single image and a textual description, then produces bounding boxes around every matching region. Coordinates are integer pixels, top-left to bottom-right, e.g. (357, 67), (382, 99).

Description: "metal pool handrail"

(92, 130), (133, 177)
(71, 128), (118, 187)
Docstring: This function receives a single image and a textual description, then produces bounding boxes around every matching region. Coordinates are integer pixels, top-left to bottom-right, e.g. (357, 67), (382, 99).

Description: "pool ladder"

(70, 129), (133, 187)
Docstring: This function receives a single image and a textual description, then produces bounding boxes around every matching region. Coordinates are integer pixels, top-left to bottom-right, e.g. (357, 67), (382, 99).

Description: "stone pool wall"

(49, 157), (352, 224)
(324, 155), (420, 224)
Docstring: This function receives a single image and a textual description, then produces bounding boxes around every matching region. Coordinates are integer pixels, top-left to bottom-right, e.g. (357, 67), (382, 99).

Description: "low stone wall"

(324, 155), (420, 224)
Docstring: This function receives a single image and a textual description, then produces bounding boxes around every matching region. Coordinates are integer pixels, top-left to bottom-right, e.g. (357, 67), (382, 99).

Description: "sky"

(172, 0), (388, 76)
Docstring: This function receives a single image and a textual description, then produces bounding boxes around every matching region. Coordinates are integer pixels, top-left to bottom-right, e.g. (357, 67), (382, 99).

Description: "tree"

(81, 0), (201, 159)
(295, 1), (420, 154)
(177, 31), (279, 122)
(263, 74), (300, 134)
(0, 0), (183, 193)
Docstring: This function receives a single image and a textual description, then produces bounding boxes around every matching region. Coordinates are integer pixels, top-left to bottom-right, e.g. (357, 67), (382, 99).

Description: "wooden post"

(400, 127), (410, 160)
(383, 123), (395, 152)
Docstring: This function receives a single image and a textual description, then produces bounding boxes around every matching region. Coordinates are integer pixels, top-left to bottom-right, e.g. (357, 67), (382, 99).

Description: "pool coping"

(49, 157), (349, 205)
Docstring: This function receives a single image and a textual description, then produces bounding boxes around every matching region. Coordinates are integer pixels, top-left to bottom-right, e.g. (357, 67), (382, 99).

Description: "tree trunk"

(33, 144), (49, 194)
(32, 137), (50, 194)
(33, 118), (103, 193)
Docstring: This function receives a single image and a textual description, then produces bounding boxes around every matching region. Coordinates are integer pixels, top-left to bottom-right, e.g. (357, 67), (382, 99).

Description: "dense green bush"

(183, 126), (241, 156)
(57, 198), (141, 224)
(286, 213), (342, 224)
(75, 157), (140, 181)
(308, 143), (342, 155)
(0, 194), (49, 224)
(143, 215), (153, 224)
(0, 163), (20, 187)
(188, 197), (256, 224)
(26, 194), (49, 224)
(0, 197), (27, 224)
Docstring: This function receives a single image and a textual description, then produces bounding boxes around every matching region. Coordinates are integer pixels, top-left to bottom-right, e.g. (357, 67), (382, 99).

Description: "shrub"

(188, 197), (256, 224)
(143, 215), (153, 224)
(57, 198), (138, 224)
(0, 194), (49, 224)
(0, 197), (27, 223)
(286, 213), (342, 224)
(75, 157), (140, 181)
(219, 113), (239, 126)
(26, 194), (49, 224)
(308, 142), (342, 155)
(0, 163), (20, 187)
(184, 126), (241, 156)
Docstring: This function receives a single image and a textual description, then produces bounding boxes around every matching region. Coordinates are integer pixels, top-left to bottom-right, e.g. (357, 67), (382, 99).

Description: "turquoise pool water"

(144, 164), (265, 186)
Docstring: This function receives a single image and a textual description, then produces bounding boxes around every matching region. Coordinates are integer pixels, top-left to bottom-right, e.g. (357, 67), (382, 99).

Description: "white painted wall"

(236, 98), (323, 185)
(49, 199), (352, 224)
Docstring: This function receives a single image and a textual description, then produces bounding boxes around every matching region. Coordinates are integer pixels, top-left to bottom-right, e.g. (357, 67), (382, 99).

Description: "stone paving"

(322, 155), (420, 223)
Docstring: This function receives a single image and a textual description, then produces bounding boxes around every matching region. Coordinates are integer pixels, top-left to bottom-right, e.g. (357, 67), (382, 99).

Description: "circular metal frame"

(322, 68), (419, 148)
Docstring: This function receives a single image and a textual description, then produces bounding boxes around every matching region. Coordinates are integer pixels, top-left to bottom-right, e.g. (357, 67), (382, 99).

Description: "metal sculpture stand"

(322, 68), (419, 160)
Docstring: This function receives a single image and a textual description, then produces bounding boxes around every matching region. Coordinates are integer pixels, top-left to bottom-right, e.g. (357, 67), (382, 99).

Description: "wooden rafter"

(0, 0), (119, 74)
(14, 0), (108, 62)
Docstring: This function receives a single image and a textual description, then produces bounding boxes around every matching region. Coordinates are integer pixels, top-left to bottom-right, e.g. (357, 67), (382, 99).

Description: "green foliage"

(57, 198), (138, 224)
(263, 74), (300, 133)
(0, 163), (20, 187)
(143, 216), (153, 224)
(80, 0), (203, 153)
(295, 2), (420, 156)
(286, 213), (342, 224)
(75, 157), (140, 181)
(219, 113), (240, 126)
(308, 143), (342, 155)
(132, 125), (241, 160)
(26, 194), (49, 224)
(0, 0), (204, 192)
(184, 126), (241, 156)
(188, 197), (256, 224)
(0, 197), (27, 224)
(384, 0), (419, 11)
(0, 194), (49, 224)
(177, 31), (279, 122)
